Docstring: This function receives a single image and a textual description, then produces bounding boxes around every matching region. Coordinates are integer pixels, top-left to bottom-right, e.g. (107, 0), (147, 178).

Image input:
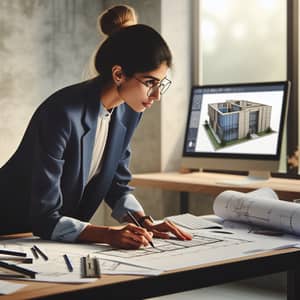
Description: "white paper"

(0, 280), (26, 295)
(100, 259), (162, 276)
(0, 237), (162, 281)
(1, 202), (299, 279)
(97, 229), (299, 271)
(0, 231), (295, 277)
(167, 213), (222, 230)
(213, 187), (300, 235)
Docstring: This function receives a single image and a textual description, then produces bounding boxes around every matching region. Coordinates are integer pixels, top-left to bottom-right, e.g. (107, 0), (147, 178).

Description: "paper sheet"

(0, 237), (162, 281)
(96, 229), (300, 271)
(213, 187), (300, 235)
(1, 192), (300, 282)
(0, 228), (298, 278)
(166, 213), (222, 230)
(0, 280), (26, 295)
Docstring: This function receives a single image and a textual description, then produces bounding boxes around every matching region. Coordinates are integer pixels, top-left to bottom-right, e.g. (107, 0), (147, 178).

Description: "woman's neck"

(100, 83), (124, 110)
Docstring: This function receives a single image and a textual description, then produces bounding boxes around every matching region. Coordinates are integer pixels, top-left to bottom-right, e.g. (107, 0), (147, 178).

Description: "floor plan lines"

(214, 188), (300, 235)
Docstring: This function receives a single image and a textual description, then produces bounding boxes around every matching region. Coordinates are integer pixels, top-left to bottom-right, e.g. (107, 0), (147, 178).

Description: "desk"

(2, 247), (300, 299)
(131, 172), (300, 212)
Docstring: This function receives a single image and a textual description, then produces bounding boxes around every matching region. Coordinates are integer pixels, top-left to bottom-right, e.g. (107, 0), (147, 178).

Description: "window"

(197, 0), (286, 84)
(195, 0), (299, 176)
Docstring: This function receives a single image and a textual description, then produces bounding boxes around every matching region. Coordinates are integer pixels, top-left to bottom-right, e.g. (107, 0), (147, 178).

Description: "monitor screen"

(182, 81), (290, 174)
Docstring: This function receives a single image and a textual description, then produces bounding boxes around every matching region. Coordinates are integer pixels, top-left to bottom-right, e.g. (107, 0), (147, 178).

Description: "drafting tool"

(81, 255), (101, 278)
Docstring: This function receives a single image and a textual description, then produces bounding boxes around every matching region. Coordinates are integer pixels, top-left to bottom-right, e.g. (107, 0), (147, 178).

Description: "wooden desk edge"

(3, 247), (300, 300)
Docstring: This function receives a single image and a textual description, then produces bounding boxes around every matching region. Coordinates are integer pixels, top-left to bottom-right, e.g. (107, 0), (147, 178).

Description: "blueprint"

(1, 218), (300, 277)
(166, 213), (222, 230)
(96, 228), (300, 271)
(213, 187), (300, 235)
(2, 194), (300, 280)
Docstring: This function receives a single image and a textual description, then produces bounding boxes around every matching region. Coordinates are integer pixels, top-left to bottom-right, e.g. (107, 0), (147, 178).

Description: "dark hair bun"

(98, 5), (137, 36)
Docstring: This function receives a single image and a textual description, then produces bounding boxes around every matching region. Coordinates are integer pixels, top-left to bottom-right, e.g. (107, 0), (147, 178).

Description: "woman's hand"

(78, 223), (153, 249)
(144, 220), (193, 240)
(105, 223), (154, 249)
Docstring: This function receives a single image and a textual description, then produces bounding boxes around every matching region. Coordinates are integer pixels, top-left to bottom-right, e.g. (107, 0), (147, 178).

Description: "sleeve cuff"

(111, 193), (144, 223)
(51, 216), (90, 242)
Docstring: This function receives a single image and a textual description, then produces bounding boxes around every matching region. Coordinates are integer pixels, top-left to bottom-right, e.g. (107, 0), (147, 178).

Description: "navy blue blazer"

(0, 76), (142, 238)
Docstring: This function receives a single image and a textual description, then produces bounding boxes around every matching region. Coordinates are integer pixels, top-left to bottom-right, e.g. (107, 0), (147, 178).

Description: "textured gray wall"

(0, 0), (102, 166)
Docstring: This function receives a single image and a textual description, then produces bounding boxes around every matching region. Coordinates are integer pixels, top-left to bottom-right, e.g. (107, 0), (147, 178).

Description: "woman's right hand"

(105, 223), (153, 249)
(78, 223), (153, 249)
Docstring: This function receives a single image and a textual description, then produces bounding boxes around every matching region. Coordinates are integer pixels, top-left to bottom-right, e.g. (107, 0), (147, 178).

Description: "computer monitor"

(182, 81), (290, 184)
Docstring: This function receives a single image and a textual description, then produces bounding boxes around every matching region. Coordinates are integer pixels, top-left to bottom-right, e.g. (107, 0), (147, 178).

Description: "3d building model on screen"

(206, 100), (272, 148)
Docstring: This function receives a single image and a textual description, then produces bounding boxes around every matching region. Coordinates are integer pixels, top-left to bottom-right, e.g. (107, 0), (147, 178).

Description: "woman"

(0, 7), (192, 249)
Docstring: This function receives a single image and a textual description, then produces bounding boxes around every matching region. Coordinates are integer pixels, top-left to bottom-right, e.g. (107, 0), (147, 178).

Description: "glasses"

(134, 76), (172, 96)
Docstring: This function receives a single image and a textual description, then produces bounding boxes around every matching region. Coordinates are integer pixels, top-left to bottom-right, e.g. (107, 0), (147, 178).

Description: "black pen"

(127, 211), (155, 248)
(30, 247), (39, 259)
(0, 260), (36, 278)
(33, 245), (48, 261)
(0, 249), (27, 257)
(63, 254), (73, 272)
(0, 257), (33, 264)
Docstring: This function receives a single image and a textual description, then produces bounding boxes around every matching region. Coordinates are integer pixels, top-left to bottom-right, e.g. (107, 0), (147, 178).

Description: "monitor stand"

(216, 170), (271, 186)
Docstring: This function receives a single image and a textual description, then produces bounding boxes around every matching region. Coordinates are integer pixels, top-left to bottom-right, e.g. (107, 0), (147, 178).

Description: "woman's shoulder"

(39, 77), (101, 113)
(49, 77), (100, 104)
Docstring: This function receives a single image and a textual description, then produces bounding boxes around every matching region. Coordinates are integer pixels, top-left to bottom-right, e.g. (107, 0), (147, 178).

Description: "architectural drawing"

(99, 233), (251, 260)
(208, 100), (272, 143)
(99, 234), (224, 258)
(1, 219), (299, 275)
(213, 188), (300, 235)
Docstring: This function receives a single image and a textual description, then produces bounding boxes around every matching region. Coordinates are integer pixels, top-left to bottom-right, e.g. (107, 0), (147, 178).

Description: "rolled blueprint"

(213, 187), (300, 236)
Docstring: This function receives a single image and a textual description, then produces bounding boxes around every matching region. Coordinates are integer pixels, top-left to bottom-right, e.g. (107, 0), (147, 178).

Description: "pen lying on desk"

(0, 257), (33, 264)
(31, 247), (39, 259)
(33, 245), (48, 261)
(63, 254), (73, 272)
(127, 211), (155, 248)
(0, 260), (37, 278)
(0, 249), (27, 257)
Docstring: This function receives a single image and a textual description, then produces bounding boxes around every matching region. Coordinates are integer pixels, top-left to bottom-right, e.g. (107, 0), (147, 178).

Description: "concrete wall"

(0, 0), (103, 166)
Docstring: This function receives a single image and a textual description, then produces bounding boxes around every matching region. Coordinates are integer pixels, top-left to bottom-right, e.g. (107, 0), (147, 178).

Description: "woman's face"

(117, 63), (169, 112)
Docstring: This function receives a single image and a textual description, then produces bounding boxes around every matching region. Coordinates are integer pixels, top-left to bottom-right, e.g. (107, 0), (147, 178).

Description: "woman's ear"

(112, 65), (125, 86)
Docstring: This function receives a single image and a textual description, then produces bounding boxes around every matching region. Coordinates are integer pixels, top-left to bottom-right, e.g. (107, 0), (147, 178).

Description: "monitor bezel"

(182, 81), (291, 161)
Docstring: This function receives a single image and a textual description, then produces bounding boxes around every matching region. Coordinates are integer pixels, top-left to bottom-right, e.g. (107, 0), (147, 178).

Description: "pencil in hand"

(127, 211), (155, 248)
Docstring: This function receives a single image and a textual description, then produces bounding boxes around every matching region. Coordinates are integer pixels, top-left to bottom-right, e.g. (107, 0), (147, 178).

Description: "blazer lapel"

(100, 107), (127, 176)
(78, 107), (128, 220)
(80, 79), (101, 189)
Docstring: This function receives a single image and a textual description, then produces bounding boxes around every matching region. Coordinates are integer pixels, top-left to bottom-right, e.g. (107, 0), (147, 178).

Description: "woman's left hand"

(145, 220), (193, 240)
